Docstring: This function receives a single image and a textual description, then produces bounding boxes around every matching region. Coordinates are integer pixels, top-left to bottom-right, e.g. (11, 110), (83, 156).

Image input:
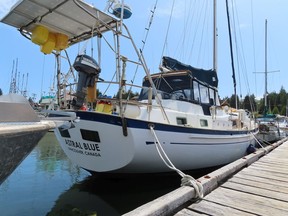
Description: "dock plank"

(244, 165), (288, 177)
(239, 168), (288, 182)
(249, 163), (288, 174)
(181, 199), (256, 216)
(203, 187), (288, 216)
(222, 181), (288, 202)
(255, 160), (288, 168)
(233, 172), (288, 186)
(229, 176), (288, 193)
(174, 208), (206, 216)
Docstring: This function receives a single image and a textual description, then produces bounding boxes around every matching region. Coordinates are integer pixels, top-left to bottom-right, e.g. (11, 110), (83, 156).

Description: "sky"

(0, 0), (288, 102)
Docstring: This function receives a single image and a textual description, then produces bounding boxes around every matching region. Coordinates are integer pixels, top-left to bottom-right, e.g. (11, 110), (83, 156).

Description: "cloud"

(239, 23), (250, 29)
(156, 0), (185, 19)
(0, 0), (18, 19)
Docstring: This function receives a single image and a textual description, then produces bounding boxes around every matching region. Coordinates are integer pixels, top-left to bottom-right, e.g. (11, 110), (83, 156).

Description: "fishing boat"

(1, 0), (258, 174)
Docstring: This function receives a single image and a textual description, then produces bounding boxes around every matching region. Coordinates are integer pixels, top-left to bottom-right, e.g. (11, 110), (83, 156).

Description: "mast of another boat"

(56, 53), (61, 108)
(254, 19), (279, 116)
(264, 19), (268, 111)
(213, 0), (217, 73)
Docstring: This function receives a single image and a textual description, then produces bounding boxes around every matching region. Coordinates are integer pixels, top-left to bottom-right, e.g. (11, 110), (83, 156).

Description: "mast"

(264, 19), (268, 108)
(9, 60), (15, 94)
(253, 19), (279, 115)
(56, 53), (61, 107)
(213, 0), (217, 72)
(225, 0), (237, 108)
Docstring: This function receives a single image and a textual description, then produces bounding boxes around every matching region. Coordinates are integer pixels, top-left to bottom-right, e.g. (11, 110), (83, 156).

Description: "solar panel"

(1, 0), (119, 45)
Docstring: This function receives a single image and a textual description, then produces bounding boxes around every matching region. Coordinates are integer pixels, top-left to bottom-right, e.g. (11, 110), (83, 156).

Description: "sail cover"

(162, 56), (218, 88)
(1, 0), (119, 46)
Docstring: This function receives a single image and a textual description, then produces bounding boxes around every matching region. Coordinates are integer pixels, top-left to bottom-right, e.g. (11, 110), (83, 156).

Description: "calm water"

(0, 132), (212, 216)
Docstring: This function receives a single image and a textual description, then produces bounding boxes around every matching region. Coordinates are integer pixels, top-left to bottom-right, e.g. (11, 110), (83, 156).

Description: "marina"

(1, 0), (288, 215)
(0, 0), (258, 175)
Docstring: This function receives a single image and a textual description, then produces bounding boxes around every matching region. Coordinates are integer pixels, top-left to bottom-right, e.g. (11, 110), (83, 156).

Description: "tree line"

(222, 86), (288, 116)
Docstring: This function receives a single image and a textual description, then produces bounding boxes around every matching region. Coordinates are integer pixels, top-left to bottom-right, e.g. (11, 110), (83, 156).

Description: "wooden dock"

(124, 138), (288, 216)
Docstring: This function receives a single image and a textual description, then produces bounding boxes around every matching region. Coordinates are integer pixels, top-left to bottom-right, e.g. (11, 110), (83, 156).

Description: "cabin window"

(177, 117), (187, 125)
(209, 88), (215, 105)
(139, 87), (172, 100)
(138, 87), (153, 100)
(199, 84), (209, 103)
(183, 89), (192, 101)
(59, 128), (71, 138)
(80, 129), (101, 142)
(200, 119), (208, 127)
(193, 81), (200, 102)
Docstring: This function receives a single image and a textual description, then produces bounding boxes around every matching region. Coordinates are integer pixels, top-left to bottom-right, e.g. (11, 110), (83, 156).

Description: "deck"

(124, 138), (288, 216)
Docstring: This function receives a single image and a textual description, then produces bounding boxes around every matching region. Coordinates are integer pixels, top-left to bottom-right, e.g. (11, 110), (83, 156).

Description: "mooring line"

(149, 125), (203, 199)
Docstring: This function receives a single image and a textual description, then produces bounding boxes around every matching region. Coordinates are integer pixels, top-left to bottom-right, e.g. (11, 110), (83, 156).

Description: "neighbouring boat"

(257, 116), (283, 144)
(276, 115), (288, 136)
(1, 0), (258, 174)
(255, 20), (284, 144)
(0, 94), (55, 184)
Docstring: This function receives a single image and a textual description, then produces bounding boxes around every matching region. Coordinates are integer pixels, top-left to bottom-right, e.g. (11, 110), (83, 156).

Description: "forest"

(222, 86), (288, 116)
(1, 86), (287, 117)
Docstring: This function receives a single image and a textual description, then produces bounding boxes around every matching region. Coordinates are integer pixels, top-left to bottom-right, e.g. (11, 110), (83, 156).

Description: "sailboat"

(256, 20), (283, 144)
(1, 0), (258, 174)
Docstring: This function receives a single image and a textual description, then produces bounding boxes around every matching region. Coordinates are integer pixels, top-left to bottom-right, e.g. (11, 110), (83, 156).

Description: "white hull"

(54, 112), (256, 174)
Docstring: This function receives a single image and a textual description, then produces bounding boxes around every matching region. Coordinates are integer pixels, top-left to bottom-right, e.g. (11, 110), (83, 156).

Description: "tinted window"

(80, 129), (101, 142)
(59, 128), (70, 138)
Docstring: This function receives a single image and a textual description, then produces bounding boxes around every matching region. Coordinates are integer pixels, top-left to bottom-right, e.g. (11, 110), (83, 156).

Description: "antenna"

(105, 0), (132, 19)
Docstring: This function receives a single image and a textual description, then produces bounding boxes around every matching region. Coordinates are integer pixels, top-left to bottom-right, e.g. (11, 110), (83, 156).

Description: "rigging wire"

(160, 0), (175, 64)
(235, 0), (255, 112)
(161, 1), (212, 69)
(186, 0), (204, 65)
(230, 0), (256, 113)
(230, 0), (242, 104)
(250, 0), (257, 100)
(126, 0), (158, 99)
(181, 0), (212, 69)
(196, 1), (209, 66)
(179, 0), (194, 62)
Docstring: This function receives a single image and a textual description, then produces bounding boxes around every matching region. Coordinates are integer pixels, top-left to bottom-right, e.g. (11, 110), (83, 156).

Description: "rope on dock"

(149, 125), (203, 200)
(250, 132), (268, 153)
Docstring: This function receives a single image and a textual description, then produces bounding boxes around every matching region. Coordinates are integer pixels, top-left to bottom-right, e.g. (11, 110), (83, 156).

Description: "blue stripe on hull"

(146, 141), (246, 145)
(75, 111), (257, 136)
(169, 141), (247, 145)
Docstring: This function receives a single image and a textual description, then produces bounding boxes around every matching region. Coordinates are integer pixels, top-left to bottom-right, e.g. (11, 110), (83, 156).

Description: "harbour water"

(0, 132), (214, 216)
